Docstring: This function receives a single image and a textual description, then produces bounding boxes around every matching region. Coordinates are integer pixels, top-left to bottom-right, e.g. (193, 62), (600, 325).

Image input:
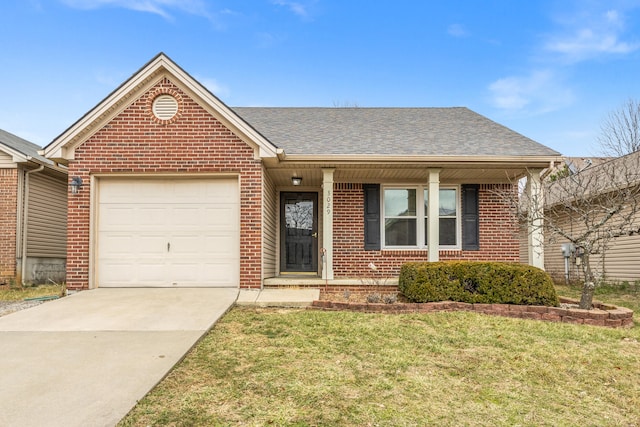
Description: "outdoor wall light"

(291, 176), (303, 186)
(69, 176), (83, 194)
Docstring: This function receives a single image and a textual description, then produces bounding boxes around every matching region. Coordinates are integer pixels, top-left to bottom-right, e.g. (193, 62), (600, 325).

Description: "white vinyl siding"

(0, 151), (16, 168)
(539, 204), (640, 283)
(262, 169), (277, 278)
(602, 234), (640, 281)
(25, 173), (67, 258)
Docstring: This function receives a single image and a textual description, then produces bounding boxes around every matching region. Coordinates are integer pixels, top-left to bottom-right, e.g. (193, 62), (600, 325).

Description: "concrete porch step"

(237, 288), (320, 308)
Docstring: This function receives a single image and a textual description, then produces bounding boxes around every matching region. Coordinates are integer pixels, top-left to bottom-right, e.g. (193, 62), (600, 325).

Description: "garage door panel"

(97, 178), (240, 288)
(100, 234), (167, 255)
(202, 206), (238, 229)
(170, 263), (238, 287)
(136, 262), (169, 285)
(202, 234), (237, 253)
(136, 235), (168, 255)
(100, 206), (168, 230)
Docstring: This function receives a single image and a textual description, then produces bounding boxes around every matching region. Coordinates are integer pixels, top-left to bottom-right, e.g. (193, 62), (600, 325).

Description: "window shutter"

(363, 184), (381, 250)
(462, 184), (480, 250)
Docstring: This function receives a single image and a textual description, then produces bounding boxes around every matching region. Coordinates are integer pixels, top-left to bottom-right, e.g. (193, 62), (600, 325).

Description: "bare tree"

(543, 155), (640, 308)
(509, 154), (640, 309)
(331, 100), (360, 108)
(598, 98), (640, 156)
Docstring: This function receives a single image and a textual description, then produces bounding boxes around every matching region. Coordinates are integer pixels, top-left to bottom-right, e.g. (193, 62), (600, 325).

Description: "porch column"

(527, 168), (545, 269)
(427, 168), (441, 262)
(322, 168), (335, 280)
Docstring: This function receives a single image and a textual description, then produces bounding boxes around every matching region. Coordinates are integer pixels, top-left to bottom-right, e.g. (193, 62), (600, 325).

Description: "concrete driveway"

(0, 288), (238, 427)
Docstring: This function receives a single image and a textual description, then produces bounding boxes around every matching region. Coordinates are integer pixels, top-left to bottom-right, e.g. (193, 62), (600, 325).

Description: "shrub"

(398, 261), (559, 306)
(366, 293), (382, 303)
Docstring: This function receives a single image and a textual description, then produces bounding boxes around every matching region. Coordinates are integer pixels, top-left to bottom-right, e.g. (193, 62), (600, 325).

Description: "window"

(384, 189), (417, 246)
(383, 186), (459, 248)
(425, 188), (457, 246)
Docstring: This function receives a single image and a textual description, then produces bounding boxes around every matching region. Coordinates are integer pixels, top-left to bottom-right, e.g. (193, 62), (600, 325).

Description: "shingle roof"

(232, 107), (560, 157)
(0, 128), (51, 164)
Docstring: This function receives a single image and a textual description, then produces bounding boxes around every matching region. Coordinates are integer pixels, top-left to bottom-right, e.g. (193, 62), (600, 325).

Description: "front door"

(280, 192), (318, 273)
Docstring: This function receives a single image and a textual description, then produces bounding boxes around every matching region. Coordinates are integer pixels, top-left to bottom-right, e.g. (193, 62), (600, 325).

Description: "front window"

(384, 189), (417, 246)
(383, 186), (459, 248)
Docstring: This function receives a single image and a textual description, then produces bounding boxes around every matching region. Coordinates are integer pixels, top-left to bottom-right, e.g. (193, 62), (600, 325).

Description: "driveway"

(0, 287), (238, 427)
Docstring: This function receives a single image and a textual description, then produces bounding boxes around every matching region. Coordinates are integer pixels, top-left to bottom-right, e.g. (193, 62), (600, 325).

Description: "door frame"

(279, 192), (319, 274)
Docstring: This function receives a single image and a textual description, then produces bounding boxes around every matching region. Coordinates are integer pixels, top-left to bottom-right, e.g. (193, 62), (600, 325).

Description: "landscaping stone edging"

(311, 297), (634, 328)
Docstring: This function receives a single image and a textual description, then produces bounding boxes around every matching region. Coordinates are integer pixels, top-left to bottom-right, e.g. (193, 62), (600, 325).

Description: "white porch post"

(427, 168), (441, 262)
(527, 168), (545, 269)
(322, 168), (335, 280)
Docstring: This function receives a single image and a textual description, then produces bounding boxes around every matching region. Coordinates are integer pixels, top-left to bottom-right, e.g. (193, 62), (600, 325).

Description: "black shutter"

(363, 184), (381, 250)
(461, 184), (480, 250)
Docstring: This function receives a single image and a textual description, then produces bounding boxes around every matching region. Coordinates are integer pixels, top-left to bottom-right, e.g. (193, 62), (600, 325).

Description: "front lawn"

(120, 306), (640, 426)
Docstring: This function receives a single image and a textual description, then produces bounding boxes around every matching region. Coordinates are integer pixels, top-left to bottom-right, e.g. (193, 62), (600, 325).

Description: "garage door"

(97, 178), (239, 287)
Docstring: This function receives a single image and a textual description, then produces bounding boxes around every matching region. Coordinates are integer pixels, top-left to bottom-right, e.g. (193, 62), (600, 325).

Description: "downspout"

(21, 164), (45, 285)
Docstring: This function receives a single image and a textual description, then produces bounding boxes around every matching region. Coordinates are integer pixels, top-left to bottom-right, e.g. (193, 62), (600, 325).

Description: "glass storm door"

(280, 192), (318, 273)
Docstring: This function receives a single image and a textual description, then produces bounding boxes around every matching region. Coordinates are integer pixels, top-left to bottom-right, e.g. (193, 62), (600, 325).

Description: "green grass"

(0, 283), (65, 301)
(120, 305), (640, 426)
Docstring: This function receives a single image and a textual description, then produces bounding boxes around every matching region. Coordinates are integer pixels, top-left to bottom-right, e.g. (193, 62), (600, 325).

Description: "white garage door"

(97, 178), (239, 287)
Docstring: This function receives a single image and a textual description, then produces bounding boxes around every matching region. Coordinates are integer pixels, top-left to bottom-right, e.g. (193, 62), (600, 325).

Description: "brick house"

(0, 129), (67, 285)
(44, 53), (560, 291)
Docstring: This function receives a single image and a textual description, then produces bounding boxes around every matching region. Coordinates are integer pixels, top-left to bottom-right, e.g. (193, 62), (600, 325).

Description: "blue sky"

(1, 0), (639, 156)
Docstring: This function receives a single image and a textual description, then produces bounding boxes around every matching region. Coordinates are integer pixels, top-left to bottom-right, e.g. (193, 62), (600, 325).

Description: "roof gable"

(44, 53), (278, 163)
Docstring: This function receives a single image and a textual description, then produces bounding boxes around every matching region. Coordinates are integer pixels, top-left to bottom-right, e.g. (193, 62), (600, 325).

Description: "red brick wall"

(0, 168), (18, 284)
(333, 183), (520, 278)
(67, 77), (263, 289)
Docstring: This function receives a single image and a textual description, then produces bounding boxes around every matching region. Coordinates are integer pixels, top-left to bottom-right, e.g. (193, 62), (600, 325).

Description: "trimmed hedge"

(399, 261), (559, 306)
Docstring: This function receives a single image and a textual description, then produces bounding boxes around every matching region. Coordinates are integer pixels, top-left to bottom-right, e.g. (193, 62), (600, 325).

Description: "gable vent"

(152, 95), (179, 120)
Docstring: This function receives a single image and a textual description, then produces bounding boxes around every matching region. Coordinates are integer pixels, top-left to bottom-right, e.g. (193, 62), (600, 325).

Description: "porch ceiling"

(266, 163), (533, 188)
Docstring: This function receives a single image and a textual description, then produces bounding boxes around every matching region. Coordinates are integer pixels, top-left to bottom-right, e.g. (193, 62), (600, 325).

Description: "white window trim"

(381, 184), (461, 250)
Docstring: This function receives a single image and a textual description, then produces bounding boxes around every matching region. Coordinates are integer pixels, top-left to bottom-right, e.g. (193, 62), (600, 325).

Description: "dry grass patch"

(120, 307), (640, 426)
(0, 283), (64, 301)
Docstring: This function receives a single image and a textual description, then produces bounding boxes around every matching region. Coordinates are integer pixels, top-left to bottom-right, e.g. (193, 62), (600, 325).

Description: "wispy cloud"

(544, 8), (640, 62)
(447, 23), (469, 38)
(488, 69), (574, 114)
(60, 0), (212, 20)
(195, 75), (230, 99)
(488, 4), (639, 116)
(271, 0), (315, 19)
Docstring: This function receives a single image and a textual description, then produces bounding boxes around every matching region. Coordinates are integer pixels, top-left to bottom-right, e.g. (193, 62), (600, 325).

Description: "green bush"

(399, 261), (559, 306)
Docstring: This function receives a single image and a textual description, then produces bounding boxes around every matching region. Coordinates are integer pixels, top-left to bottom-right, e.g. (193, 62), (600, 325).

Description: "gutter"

(275, 154), (563, 165)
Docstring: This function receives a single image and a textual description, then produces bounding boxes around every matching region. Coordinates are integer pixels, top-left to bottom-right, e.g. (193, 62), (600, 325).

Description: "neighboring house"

(539, 153), (640, 283)
(44, 53), (560, 291)
(0, 129), (67, 285)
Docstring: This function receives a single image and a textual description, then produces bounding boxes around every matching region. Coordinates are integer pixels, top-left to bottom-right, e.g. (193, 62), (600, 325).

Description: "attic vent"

(152, 95), (179, 120)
